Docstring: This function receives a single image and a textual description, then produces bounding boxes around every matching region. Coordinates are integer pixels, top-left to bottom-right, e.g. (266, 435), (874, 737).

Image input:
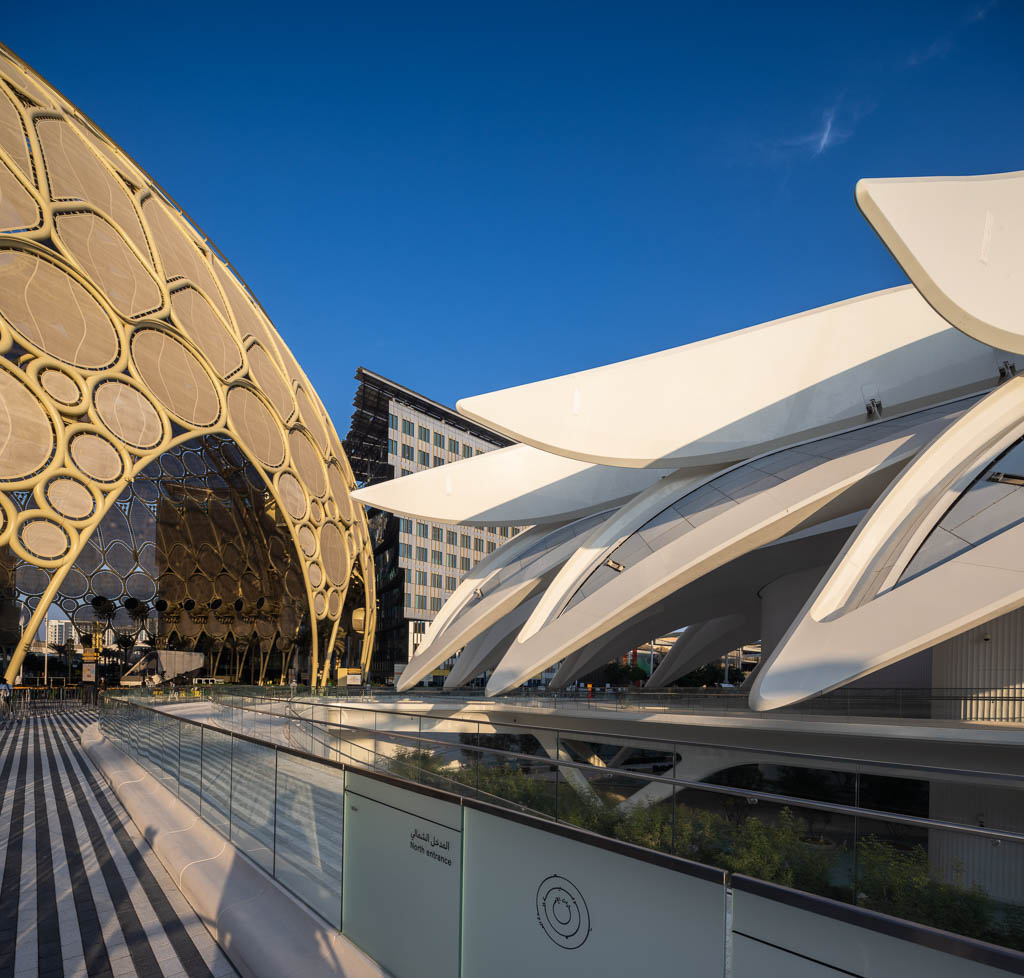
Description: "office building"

(45, 617), (77, 650)
(345, 368), (526, 682)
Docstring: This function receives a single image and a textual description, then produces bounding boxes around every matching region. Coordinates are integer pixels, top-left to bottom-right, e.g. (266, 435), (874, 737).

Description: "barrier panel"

(730, 877), (1018, 978)
(275, 751), (345, 927)
(343, 771), (462, 978)
(461, 803), (726, 977)
(98, 698), (1024, 978)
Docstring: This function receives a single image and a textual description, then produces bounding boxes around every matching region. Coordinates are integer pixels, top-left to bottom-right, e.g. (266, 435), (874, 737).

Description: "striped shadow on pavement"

(0, 711), (238, 978)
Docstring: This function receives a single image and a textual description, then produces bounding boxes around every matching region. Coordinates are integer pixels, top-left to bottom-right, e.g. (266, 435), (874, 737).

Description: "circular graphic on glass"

(536, 875), (590, 950)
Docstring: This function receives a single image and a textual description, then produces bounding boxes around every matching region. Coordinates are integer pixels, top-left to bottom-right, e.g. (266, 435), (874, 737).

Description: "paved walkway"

(0, 711), (238, 978)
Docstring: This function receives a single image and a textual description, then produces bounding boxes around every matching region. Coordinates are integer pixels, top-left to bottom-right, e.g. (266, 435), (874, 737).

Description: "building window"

(402, 419), (415, 436)
(387, 438), (398, 455)
(404, 593), (412, 607)
(430, 573), (443, 588)
(418, 450), (430, 466)
(399, 543), (412, 558)
(415, 570), (427, 586)
(430, 597), (442, 611)
(402, 468), (412, 477)
(446, 530), (457, 545)
(473, 538), (483, 552)
(418, 425), (430, 442)
(431, 526), (443, 542)
(445, 576), (457, 591)
(389, 413), (398, 430)
(433, 456), (444, 467)
(499, 526), (509, 537)
(460, 556), (471, 571)
(401, 443), (414, 461)
(416, 546), (428, 562)
(487, 541), (496, 553)
(511, 527), (520, 536)
(434, 431), (445, 448)
(417, 522), (429, 538)
(415, 594), (427, 609)
(460, 533), (471, 548)
(476, 450), (483, 456)
(448, 438), (459, 454)
(431, 550), (443, 566)
(463, 445), (473, 458)
(446, 553), (457, 568)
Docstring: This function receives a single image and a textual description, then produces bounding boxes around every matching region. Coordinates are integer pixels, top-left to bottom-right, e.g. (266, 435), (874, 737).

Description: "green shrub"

(384, 747), (1024, 952)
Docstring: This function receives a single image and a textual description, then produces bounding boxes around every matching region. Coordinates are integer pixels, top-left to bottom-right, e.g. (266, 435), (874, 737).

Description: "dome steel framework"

(0, 45), (375, 686)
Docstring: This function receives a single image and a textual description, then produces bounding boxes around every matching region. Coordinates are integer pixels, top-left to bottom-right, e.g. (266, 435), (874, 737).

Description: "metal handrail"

(205, 688), (1024, 788)
(292, 701), (553, 821)
(158, 694), (1024, 847)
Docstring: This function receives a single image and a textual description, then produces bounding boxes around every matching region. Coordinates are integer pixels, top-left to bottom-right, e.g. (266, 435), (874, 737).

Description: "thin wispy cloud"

(758, 98), (871, 163)
(908, 0), (998, 66)
(907, 36), (953, 67)
(755, 0), (995, 170)
(812, 107), (838, 155)
(966, 0), (998, 23)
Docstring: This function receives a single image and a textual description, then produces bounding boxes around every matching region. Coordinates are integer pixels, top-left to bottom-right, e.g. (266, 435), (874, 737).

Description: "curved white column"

(395, 510), (611, 690)
(550, 603), (684, 688)
(518, 469), (710, 643)
(486, 401), (971, 695)
(646, 612), (757, 689)
(444, 596), (541, 688)
(351, 443), (669, 526)
(410, 522), (554, 662)
(549, 513), (860, 689)
(751, 376), (1024, 711)
(457, 287), (1009, 469)
(857, 170), (1024, 355)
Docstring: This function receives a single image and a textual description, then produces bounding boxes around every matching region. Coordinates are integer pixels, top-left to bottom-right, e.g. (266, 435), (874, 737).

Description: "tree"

(671, 662), (726, 687)
(579, 660), (648, 686)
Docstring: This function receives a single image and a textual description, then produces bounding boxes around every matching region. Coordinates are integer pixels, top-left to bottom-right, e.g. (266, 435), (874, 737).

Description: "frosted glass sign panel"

(731, 884), (1012, 978)
(342, 771), (461, 978)
(274, 752), (344, 928)
(460, 806), (726, 978)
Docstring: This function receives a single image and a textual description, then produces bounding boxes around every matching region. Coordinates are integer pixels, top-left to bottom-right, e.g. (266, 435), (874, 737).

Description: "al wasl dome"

(0, 44), (375, 687)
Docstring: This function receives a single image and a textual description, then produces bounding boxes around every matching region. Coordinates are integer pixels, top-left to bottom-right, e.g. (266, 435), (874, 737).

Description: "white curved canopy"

(549, 514), (860, 689)
(486, 400), (972, 695)
(751, 376), (1024, 711)
(444, 596), (541, 688)
(350, 443), (669, 526)
(857, 170), (1024, 356)
(518, 469), (709, 643)
(457, 287), (1009, 469)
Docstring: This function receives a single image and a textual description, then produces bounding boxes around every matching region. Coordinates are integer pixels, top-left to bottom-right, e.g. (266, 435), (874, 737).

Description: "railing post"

(228, 733), (234, 841)
(272, 748), (279, 880)
(554, 732), (560, 823)
(671, 742), (678, 855)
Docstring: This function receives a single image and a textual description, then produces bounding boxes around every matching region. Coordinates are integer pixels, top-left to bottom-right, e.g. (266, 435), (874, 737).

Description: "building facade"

(45, 617), (77, 650)
(345, 368), (525, 683)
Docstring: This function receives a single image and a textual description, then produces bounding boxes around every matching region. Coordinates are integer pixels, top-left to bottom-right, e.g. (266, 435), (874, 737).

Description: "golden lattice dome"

(0, 44), (375, 685)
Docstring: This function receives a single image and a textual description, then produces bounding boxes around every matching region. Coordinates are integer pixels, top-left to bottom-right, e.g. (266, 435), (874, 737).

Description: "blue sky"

(5, 1), (1023, 424)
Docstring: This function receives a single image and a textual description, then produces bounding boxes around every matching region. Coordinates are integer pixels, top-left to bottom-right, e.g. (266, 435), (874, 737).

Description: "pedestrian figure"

(0, 678), (12, 722)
